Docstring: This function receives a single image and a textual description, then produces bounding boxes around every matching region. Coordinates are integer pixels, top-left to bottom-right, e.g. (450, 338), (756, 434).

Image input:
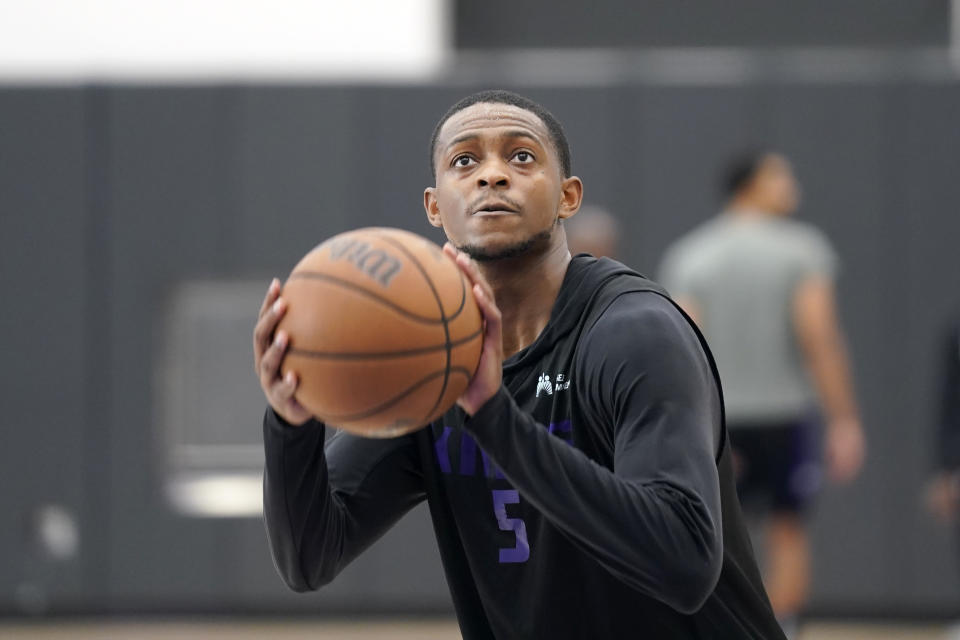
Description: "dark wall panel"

(0, 89), (88, 610)
(238, 87), (365, 271)
(635, 86), (764, 274)
(102, 87), (452, 611)
(768, 84), (897, 607)
(894, 83), (960, 609)
(455, 0), (949, 49)
(104, 88), (247, 603)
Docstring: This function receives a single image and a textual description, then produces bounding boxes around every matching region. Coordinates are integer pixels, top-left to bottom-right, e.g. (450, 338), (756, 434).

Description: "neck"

(476, 240), (571, 359)
(727, 198), (776, 218)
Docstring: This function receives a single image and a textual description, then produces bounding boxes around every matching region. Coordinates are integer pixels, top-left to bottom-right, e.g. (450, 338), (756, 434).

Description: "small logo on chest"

(536, 372), (571, 397)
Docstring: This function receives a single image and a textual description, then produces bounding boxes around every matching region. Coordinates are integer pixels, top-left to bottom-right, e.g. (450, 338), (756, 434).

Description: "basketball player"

(926, 316), (960, 525)
(658, 151), (866, 633)
(565, 204), (621, 259)
(255, 91), (785, 638)
(927, 314), (960, 640)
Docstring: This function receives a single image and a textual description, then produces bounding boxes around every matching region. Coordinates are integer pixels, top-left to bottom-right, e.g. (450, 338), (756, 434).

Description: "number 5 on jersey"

(492, 489), (529, 563)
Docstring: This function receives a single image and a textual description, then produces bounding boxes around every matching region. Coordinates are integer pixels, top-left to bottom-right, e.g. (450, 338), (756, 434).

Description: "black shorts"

(728, 414), (824, 517)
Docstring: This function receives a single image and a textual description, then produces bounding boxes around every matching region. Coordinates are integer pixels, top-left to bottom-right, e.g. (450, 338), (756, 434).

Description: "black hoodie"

(263, 255), (785, 639)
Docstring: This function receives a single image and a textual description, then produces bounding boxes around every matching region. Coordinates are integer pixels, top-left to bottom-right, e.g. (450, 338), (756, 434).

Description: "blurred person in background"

(659, 151), (866, 635)
(566, 204), (621, 259)
(927, 314), (960, 640)
(926, 315), (960, 525)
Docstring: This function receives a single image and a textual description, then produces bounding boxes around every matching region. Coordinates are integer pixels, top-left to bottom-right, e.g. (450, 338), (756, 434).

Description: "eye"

(452, 155), (476, 168)
(512, 150), (534, 164)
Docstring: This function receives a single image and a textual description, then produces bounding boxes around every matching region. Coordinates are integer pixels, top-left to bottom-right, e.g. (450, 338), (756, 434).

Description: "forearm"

(804, 328), (860, 424)
(262, 407), (426, 592)
(262, 409), (346, 591)
(465, 388), (722, 614)
(793, 277), (860, 425)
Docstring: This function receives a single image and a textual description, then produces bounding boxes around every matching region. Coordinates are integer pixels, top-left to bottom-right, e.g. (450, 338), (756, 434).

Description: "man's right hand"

(825, 417), (865, 484)
(253, 278), (313, 426)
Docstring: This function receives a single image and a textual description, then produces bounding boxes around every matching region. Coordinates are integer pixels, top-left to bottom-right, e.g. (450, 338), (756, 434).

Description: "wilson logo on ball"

(328, 237), (403, 287)
(279, 227), (483, 437)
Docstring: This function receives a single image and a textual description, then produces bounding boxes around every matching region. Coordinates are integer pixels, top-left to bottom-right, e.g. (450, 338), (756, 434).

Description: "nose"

(476, 159), (509, 189)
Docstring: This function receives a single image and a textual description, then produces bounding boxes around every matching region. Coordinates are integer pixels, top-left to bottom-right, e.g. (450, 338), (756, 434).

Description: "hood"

(503, 255), (642, 373)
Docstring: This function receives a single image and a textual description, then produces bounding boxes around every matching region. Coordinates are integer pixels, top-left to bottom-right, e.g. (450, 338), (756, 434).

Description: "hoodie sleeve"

(463, 292), (723, 614)
(262, 409), (426, 591)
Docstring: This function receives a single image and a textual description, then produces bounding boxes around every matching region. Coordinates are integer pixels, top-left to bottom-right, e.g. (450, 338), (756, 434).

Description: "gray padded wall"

(0, 90), (89, 611)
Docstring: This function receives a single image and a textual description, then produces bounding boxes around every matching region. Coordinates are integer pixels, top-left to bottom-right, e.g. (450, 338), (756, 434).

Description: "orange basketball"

(277, 227), (483, 437)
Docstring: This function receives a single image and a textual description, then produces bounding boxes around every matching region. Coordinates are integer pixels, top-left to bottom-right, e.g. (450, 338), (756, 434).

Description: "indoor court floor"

(0, 619), (951, 640)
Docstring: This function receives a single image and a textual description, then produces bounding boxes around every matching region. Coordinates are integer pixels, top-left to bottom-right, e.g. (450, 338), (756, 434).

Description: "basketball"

(277, 227), (483, 437)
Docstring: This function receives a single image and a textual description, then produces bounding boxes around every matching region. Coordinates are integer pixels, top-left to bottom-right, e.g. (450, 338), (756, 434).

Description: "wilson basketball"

(277, 227), (483, 437)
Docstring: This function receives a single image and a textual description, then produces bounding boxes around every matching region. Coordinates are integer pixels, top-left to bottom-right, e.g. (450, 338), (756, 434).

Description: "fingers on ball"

(271, 370), (297, 402)
(258, 278), (282, 317)
(260, 330), (288, 380)
(254, 296), (287, 352)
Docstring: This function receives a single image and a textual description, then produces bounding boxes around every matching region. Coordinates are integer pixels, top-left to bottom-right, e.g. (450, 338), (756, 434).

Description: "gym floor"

(0, 619), (951, 640)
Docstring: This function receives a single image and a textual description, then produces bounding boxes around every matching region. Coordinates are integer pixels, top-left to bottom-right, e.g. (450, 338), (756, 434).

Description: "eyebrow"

(444, 129), (542, 153)
(446, 133), (479, 150)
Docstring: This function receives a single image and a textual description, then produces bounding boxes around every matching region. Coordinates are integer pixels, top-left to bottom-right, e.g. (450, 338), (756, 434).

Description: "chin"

(458, 227), (553, 262)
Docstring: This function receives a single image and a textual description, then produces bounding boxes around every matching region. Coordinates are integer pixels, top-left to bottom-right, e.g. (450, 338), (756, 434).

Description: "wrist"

(268, 405), (314, 429)
(464, 386), (509, 428)
(828, 416), (860, 431)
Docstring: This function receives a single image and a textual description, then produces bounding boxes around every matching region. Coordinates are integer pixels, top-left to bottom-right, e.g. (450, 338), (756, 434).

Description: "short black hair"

(429, 90), (572, 179)
(721, 150), (768, 199)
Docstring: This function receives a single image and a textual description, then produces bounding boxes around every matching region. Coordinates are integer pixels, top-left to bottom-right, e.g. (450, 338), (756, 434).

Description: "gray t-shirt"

(658, 212), (838, 424)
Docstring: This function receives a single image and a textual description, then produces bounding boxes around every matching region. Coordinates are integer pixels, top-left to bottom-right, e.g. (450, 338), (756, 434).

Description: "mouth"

(472, 202), (520, 216)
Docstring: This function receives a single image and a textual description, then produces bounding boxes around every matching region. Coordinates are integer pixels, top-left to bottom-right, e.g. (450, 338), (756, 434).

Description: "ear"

(557, 176), (583, 221)
(424, 187), (443, 228)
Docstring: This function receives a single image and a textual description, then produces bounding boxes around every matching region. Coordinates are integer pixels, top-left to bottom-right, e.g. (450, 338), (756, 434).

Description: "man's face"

(754, 154), (801, 215)
(424, 103), (580, 261)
